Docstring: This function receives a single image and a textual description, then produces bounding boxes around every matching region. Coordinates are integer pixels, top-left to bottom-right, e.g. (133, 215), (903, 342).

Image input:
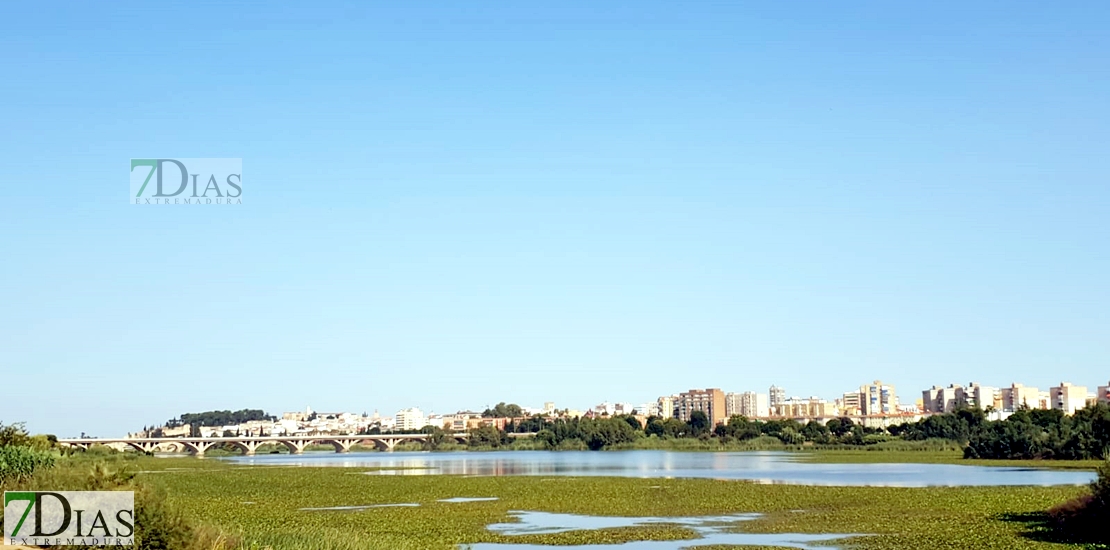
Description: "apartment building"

(740, 391), (770, 418)
(1000, 383), (1041, 411)
(839, 392), (862, 416)
(656, 395), (677, 419)
(676, 388), (727, 426)
(394, 407), (426, 431)
(725, 391), (768, 419)
(772, 397), (835, 419)
(922, 383), (999, 413)
(725, 392), (744, 418)
(1050, 382), (1088, 414)
(861, 380), (898, 415)
(967, 383), (1001, 411)
(769, 385), (786, 408)
(923, 384), (970, 413)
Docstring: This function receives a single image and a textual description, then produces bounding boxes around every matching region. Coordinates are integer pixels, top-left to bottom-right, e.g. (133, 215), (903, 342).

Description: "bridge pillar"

(372, 438), (399, 452)
(328, 439), (357, 453)
(184, 440), (215, 456)
(124, 441), (160, 454)
(280, 440), (308, 454)
(240, 440), (262, 456)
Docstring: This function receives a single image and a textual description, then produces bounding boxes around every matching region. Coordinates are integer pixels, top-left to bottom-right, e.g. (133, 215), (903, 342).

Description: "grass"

(120, 455), (1103, 550)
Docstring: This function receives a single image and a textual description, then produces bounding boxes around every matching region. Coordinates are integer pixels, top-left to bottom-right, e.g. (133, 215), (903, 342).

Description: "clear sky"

(1, 2), (1107, 437)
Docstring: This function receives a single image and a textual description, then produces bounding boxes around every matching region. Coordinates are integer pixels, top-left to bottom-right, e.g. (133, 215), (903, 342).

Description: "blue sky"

(1, 2), (1107, 436)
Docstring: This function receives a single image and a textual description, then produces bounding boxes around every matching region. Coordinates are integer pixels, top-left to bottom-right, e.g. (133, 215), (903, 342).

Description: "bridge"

(57, 434), (470, 455)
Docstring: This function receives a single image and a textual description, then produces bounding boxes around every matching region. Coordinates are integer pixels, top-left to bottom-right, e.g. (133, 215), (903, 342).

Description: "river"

(223, 450), (1094, 487)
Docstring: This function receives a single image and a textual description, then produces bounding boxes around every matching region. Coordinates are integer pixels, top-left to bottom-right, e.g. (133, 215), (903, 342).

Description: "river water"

(224, 450), (1094, 487)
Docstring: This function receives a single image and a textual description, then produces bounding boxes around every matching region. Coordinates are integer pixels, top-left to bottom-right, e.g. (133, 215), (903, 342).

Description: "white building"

(592, 402), (617, 416)
(769, 385), (786, 408)
(725, 392), (744, 418)
(395, 408), (425, 431)
(656, 395), (677, 419)
(967, 383), (1000, 411)
(1000, 383), (1041, 412)
(1050, 382), (1088, 414)
(614, 403), (636, 415)
(726, 391), (768, 418)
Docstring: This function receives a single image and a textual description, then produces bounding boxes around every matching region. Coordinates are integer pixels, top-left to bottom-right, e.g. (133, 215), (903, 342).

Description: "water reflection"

(226, 451), (1095, 487)
(461, 510), (859, 550)
(299, 503), (419, 511)
(487, 511), (760, 535)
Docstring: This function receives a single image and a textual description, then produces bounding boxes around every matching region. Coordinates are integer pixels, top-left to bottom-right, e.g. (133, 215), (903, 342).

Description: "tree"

(482, 402), (524, 418)
(688, 411), (710, 437)
(468, 425), (506, 448)
(419, 426), (448, 450)
(827, 417), (855, 438)
(578, 417), (638, 450)
(619, 415), (642, 431)
(777, 427), (805, 445)
(535, 429), (557, 450)
(802, 421), (830, 443)
(0, 422), (32, 448)
(174, 409), (275, 427)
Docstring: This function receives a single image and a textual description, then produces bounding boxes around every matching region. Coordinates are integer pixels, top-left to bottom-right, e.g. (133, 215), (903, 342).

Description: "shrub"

(1047, 461), (1110, 543)
(0, 445), (55, 484)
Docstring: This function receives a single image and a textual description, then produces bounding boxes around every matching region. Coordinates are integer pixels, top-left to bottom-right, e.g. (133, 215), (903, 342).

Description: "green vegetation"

(4, 416), (1106, 550)
(964, 406), (1110, 460)
(490, 405), (1110, 463)
(136, 402), (1110, 464)
(1046, 461), (1110, 544)
(131, 457), (1094, 550)
(0, 422), (229, 549)
(0, 422), (56, 483)
(167, 409), (276, 428)
(482, 402), (525, 418)
(0, 445), (55, 483)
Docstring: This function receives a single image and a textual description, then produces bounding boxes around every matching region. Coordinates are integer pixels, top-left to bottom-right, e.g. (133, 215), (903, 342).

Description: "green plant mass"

(485, 404), (1110, 461)
(5, 416), (1108, 549)
(120, 456), (1089, 550)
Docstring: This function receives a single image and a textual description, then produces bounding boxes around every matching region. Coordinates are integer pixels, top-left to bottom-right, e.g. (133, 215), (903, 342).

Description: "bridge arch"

(179, 440), (215, 455)
(57, 433), (473, 455)
(120, 441), (160, 454)
(278, 439), (308, 454)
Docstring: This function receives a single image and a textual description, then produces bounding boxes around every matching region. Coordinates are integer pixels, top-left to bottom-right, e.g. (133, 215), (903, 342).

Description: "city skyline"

(58, 375), (1110, 437)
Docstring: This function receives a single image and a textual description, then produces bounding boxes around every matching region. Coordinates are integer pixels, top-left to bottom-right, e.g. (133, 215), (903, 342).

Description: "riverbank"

(127, 455), (1095, 550)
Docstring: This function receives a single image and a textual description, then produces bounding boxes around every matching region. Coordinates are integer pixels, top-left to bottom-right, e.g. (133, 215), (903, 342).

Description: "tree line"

(164, 409), (276, 428)
(466, 411), (894, 451)
(471, 402), (1110, 458)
